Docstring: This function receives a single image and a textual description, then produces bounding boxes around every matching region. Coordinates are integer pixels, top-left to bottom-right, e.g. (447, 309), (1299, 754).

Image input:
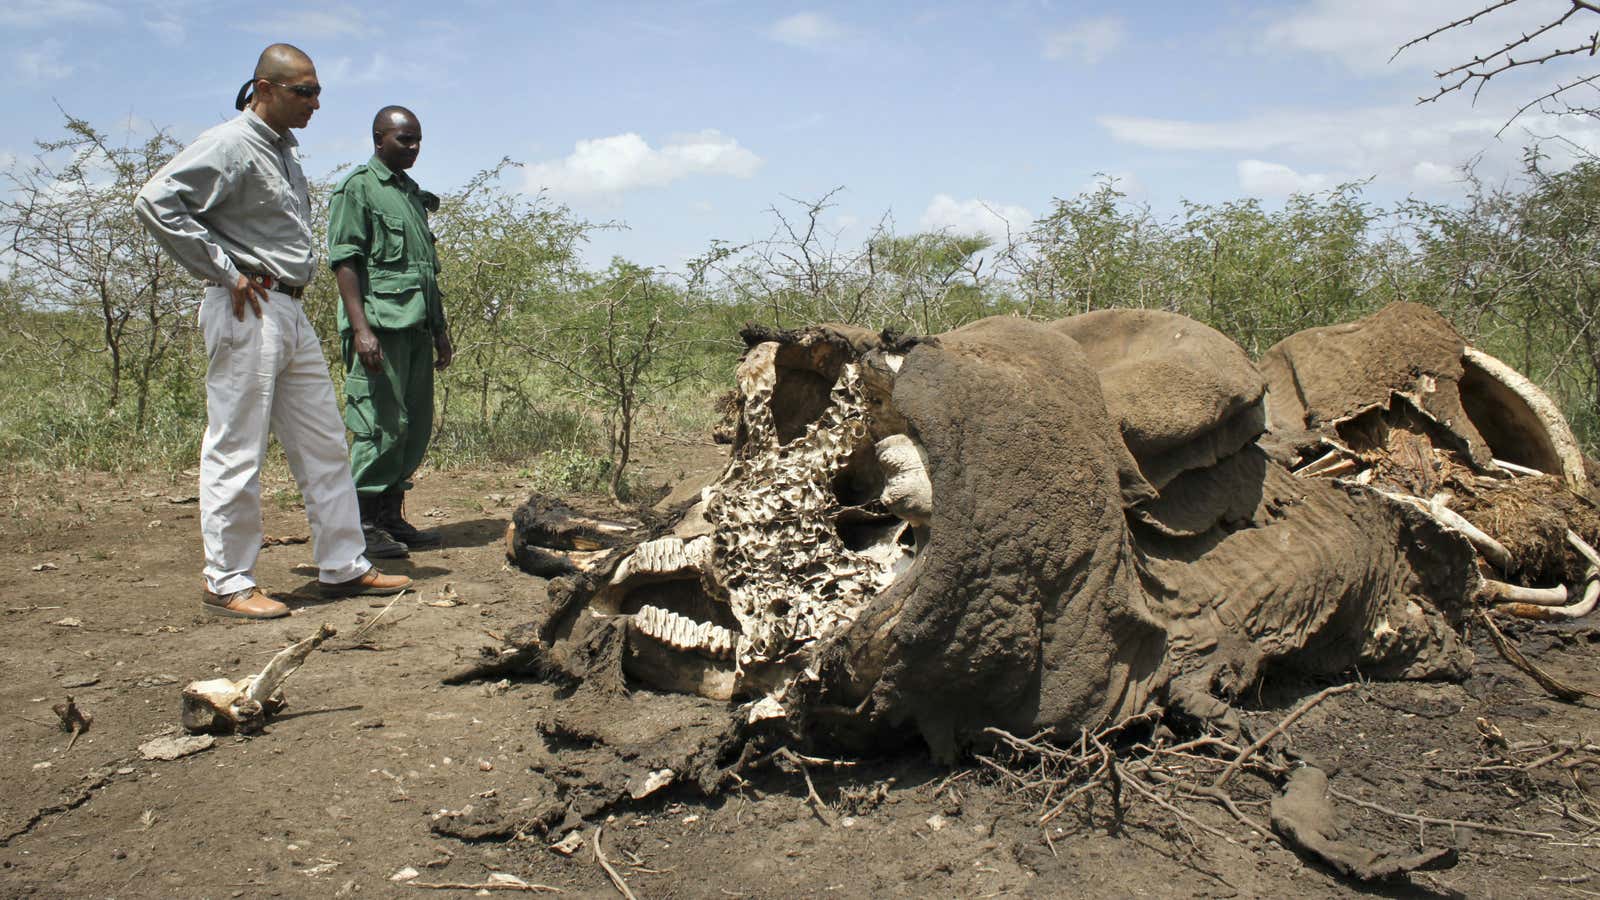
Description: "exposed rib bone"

(1293, 449), (1344, 476)
(1567, 530), (1600, 571)
(1502, 572), (1600, 621)
(1493, 458), (1545, 478)
(1428, 494), (1513, 573)
(1479, 580), (1569, 606)
(1304, 459), (1357, 479)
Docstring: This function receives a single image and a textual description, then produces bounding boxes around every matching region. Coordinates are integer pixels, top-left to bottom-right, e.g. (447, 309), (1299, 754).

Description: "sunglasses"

(266, 81), (322, 99)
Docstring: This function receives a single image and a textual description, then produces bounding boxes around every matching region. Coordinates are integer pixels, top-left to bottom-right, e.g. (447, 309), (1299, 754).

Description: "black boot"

(379, 490), (441, 548)
(358, 493), (409, 559)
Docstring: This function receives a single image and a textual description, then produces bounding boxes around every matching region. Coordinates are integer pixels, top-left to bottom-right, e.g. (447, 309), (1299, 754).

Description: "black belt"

(209, 272), (305, 299)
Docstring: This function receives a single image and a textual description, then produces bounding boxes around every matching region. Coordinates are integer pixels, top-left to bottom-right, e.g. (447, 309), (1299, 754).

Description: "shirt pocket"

(374, 213), (407, 264)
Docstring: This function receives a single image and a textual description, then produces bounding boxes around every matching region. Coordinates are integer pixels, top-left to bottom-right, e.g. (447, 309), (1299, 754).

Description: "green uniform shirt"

(328, 156), (444, 333)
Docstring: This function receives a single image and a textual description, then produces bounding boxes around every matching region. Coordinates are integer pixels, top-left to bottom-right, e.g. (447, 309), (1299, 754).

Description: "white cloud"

(525, 131), (762, 196)
(1101, 103), (1600, 193)
(145, 13), (185, 46)
(1236, 160), (1338, 196)
(0, 0), (113, 27)
(240, 6), (367, 38)
(1411, 160), (1461, 187)
(767, 12), (845, 48)
(17, 39), (71, 81)
(322, 53), (387, 85)
(1043, 16), (1125, 65)
(919, 194), (1034, 247)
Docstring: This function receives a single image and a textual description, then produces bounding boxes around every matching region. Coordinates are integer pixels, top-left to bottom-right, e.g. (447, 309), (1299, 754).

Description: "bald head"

(373, 106), (419, 139)
(254, 43), (314, 82)
(372, 106), (422, 172)
(243, 43), (319, 133)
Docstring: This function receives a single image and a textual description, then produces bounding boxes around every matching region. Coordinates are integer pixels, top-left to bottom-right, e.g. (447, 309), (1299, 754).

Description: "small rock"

(32, 762), (51, 771)
(135, 674), (179, 688)
(59, 673), (100, 688)
(390, 866), (420, 882)
(478, 759), (494, 772)
(926, 813), (947, 832)
(138, 734), (215, 761)
(31, 563), (59, 572)
(51, 617), (82, 628)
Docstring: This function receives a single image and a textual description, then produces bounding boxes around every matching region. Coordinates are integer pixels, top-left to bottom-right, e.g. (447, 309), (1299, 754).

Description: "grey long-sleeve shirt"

(134, 109), (316, 287)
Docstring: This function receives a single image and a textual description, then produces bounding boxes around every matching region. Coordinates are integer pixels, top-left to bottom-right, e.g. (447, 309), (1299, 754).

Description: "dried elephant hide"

(469, 303), (1596, 767)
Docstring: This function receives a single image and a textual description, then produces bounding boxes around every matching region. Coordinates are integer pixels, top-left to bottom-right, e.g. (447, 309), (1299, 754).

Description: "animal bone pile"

(482, 303), (1598, 759)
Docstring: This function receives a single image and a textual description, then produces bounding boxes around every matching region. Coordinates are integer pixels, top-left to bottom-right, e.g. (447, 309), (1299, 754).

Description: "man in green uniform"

(328, 106), (453, 556)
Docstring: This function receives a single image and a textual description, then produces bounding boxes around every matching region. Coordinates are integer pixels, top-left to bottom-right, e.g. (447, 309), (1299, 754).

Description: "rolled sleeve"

(327, 182), (370, 270)
(133, 135), (242, 285)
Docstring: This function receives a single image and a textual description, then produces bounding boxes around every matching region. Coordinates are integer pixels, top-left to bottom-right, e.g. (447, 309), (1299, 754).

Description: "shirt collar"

(241, 108), (298, 149)
(366, 155), (415, 190)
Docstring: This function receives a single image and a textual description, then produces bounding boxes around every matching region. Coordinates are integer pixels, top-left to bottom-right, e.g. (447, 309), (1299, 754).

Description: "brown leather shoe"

(202, 586), (290, 619)
(319, 567), (412, 598)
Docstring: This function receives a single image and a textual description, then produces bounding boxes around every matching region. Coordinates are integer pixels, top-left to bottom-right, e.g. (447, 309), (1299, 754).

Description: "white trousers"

(198, 286), (371, 594)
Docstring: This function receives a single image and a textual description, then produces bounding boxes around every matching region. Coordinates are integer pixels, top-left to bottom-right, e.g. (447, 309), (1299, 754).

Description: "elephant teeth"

(630, 604), (736, 660)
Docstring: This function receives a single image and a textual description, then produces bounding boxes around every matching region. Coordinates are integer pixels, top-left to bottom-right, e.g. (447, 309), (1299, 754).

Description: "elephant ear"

(1056, 309), (1266, 492)
(843, 317), (1168, 760)
(1056, 309), (1266, 538)
(1258, 303), (1489, 468)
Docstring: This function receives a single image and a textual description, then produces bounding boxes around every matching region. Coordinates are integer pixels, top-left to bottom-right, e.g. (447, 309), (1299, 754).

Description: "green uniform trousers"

(341, 328), (434, 496)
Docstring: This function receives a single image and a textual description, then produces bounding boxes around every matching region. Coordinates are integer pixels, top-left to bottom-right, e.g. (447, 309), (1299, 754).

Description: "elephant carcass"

(499, 308), (1528, 758)
(1260, 302), (1600, 618)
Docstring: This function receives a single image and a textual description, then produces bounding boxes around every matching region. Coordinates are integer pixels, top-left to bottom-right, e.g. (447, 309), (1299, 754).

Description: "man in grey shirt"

(135, 43), (411, 619)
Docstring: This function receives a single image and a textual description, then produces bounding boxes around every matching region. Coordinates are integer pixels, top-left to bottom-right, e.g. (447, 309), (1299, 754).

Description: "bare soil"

(2, 442), (1599, 899)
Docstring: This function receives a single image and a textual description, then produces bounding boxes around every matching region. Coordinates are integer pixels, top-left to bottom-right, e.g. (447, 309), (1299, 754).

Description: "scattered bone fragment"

(550, 830), (585, 856)
(181, 624), (336, 734)
(626, 768), (675, 800)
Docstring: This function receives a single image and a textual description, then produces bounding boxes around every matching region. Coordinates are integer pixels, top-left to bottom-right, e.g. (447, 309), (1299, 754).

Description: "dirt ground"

(3, 439), (1600, 900)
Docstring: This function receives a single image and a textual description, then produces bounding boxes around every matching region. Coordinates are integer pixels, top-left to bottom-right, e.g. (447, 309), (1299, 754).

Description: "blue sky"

(5, 0), (1599, 269)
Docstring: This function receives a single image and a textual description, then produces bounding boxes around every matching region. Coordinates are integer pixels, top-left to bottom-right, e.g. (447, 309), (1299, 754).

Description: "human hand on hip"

(230, 274), (270, 321)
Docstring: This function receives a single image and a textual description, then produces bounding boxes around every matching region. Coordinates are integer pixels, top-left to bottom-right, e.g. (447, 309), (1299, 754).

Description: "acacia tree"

(429, 161), (593, 428)
(517, 260), (703, 499)
(1, 115), (189, 428)
(1397, 0), (1600, 127)
(1005, 178), (1175, 318)
(698, 190), (1009, 334)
